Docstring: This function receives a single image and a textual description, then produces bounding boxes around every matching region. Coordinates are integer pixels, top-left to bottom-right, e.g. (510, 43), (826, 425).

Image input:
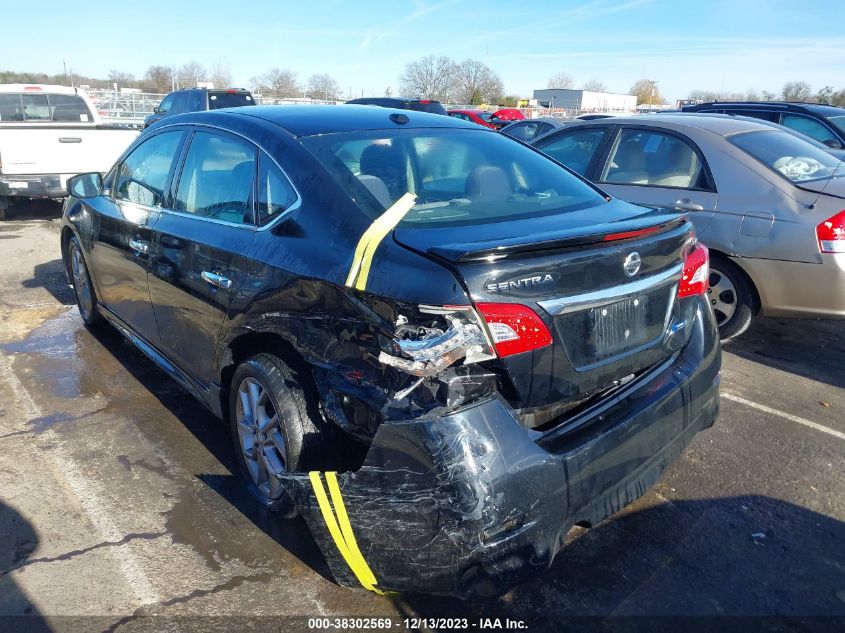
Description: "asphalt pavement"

(0, 200), (843, 633)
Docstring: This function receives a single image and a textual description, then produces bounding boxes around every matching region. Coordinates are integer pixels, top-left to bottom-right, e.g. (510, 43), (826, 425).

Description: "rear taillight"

(678, 242), (709, 298)
(817, 210), (845, 254)
(475, 303), (553, 358)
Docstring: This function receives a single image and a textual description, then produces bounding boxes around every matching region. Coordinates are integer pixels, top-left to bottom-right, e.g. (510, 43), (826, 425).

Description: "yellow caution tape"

(345, 192), (417, 291)
(308, 471), (386, 594)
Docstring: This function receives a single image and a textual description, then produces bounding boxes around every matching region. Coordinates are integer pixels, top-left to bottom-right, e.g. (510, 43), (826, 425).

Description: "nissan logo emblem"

(623, 252), (642, 277)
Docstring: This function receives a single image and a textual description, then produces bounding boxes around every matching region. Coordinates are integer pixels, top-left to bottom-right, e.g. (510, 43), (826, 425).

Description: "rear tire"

(67, 236), (104, 327)
(708, 254), (755, 340)
(228, 353), (324, 518)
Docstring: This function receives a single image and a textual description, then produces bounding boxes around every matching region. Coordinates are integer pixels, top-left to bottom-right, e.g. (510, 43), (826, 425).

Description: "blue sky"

(3, 0), (844, 101)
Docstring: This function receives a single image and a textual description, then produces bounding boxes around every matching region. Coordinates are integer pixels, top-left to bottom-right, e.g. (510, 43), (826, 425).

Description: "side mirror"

(153, 106), (160, 114)
(67, 172), (103, 198)
(823, 139), (844, 150)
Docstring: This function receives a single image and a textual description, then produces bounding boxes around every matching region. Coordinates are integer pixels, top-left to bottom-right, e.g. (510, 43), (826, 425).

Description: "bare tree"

(307, 74), (341, 100)
(107, 70), (135, 87)
(177, 61), (207, 88)
(745, 88), (759, 101)
(816, 86), (834, 105)
(582, 79), (606, 92)
(781, 81), (811, 102)
(831, 90), (845, 108)
(209, 60), (232, 88)
(547, 72), (573, 89)
(398, 55), (457, 101)
(144, 65), (173, 93)
(761, 90), (775, 101)
(630, 78), (662, 105)
(453, 59), (503, 105)
(256, 68), (301, 98)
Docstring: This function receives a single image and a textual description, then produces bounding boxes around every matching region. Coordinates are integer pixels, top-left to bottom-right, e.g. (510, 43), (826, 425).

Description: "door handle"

(129, 239), (149, 254)
(673, 199), (705, 212)
(201, 270), (232, 289)
(59, 137), (82, 143)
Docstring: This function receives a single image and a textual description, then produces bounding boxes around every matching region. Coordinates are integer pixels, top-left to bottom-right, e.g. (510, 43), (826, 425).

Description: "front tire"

(67, 236), (104, 327)
(708, 254), (755, 340)
(229, 354), (323, 518)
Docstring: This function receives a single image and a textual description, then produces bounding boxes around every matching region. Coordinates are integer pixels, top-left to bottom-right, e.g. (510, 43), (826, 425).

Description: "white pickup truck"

(0, 84), (139, 219)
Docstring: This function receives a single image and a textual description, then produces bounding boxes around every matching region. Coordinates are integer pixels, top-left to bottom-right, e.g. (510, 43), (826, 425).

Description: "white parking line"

(723, 392), (845, 442)
(0, 354), (160, 606)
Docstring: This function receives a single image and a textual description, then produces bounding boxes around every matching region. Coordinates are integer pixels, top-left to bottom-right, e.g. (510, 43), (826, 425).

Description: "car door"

(147, 127), (257, 385)
(532, 125), (611, 176)
(88, 128), (187, 344)
(590, 126), (718, 235)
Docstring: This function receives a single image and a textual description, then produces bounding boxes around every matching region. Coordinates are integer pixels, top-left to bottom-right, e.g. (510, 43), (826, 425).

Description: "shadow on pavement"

(0, 499), (50, 632)
(1, 198), (63, 222)
(394, 494), (845, 629)
(21, 259), (76, 307)
(723, 316), (845, 389)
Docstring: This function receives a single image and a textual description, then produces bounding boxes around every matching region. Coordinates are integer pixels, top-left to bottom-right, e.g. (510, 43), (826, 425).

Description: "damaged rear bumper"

(287, 302), (721, 598)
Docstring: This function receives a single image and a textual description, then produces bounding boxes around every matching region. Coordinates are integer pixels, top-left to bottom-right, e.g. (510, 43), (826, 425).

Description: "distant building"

(532, 88), (637, 113)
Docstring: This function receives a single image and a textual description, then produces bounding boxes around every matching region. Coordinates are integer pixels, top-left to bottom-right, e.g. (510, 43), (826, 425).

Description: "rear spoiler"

(428, 216), (689, 263)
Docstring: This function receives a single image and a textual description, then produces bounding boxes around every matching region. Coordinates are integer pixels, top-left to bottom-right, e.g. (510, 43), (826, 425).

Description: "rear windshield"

(730, 130), (843, 183)
(0, 93), (93, 122)
(408, 101), (447, 115)
(301, 128), (607, 227)
(208, 92), (255, 110)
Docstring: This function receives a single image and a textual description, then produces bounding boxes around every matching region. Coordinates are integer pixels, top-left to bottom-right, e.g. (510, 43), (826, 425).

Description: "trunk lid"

(394, 201), (697, 428)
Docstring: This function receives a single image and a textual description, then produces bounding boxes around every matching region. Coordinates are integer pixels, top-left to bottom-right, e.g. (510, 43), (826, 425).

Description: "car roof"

(0, 84), (84, 95)
(569, 112), (779, 136)
(686, 101), (845, 116)
(186, 104), (480, 136)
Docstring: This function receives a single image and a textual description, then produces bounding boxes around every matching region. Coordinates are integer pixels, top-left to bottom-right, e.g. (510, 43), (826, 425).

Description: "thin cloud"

(358, 0), (457, 52)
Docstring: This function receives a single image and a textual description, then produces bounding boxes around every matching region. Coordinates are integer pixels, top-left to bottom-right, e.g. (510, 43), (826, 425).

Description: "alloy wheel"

(708, 268), (737, 326)
(70, 246), (93, 320)
(235, 376), (288, 499)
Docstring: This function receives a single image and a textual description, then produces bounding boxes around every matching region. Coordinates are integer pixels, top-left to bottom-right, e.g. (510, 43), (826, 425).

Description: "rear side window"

(257, 153), (298, 225)
(114, 130), (185, 206)
(536, 128), (607, 176)
(209, 92), (255, 109)
(302, 128), (606, 227)
(599, 129), (706, 189)
(174, 131), (257, 224)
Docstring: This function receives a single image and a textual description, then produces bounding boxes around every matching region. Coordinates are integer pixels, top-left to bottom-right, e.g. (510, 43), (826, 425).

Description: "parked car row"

(529, 113), (845, 338)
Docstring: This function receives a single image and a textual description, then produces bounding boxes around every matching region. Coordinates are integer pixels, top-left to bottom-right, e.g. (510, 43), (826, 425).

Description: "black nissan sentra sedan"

(60, 105), (720, 598)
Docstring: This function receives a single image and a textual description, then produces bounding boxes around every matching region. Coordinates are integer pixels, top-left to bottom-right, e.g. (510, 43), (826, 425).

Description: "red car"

(447, 108), (526, 130)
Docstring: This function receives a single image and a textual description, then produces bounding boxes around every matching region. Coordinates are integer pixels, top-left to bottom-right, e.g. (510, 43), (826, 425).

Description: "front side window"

(114, 130), (185, 206)
(730, 130), (843, 183)
(302, 128), (607, 227)
(535, 128), (607, 176)
(157, 94), (175, 115)
(174, 131), (256, 224)
(781, 114), (839, 147)
(828, 115), (845, 136)
(599, 129), (706, 189)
